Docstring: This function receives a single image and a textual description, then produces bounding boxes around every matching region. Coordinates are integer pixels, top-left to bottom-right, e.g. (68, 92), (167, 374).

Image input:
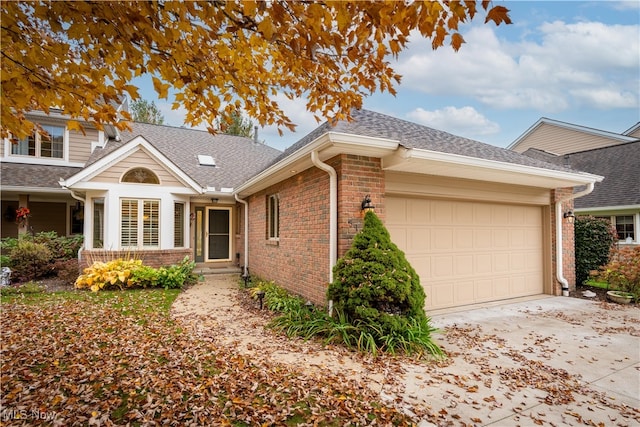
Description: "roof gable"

(509, 118), (637, 154)
(113, 123), (282, 191)
(61, 135), (202, 192)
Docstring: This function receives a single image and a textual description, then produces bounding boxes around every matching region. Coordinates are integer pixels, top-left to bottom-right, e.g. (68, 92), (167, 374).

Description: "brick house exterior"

(2, 109), (602, 311)
(236, 110), (602, 309)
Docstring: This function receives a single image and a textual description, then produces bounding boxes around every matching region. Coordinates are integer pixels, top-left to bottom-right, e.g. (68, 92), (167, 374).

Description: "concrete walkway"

(172, 275), (640, 426)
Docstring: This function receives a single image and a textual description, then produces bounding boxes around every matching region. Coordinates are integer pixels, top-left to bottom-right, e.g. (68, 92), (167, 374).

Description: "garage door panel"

(475, 253), (493, 274)
(455, 229), (474, 249)
(493, 229), (510, 247)
(474, 229), (492, 249)
(455, 281), (476, 304)
(432, 256), (454, 277)
(455, 255), (474, 276)
(475, 279), (493, 300)
(409, 199), (431, 223)
(474, 203), (493, 225)
(493, 277), (511, 298)
(408, 228), (430, 252)
(387, 196), (544, 310)
(431, 282), (455, 307)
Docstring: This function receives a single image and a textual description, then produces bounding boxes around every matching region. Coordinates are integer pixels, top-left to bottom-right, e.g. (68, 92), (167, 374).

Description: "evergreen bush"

(574, 216), (617, 285)
(327, 211), (441, 355)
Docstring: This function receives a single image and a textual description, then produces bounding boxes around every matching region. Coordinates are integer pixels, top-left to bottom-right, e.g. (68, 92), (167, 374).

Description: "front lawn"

(0, 289), (410, 425)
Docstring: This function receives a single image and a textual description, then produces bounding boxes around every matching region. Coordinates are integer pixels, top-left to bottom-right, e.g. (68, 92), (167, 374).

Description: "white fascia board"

(575, 205), (640, 213)
(0, 186), (71, 194)
(234, 132), (398, 196)
(68, 181), (201, 195)
(61, 136), (204, 193)
(389, 147), (603, 186)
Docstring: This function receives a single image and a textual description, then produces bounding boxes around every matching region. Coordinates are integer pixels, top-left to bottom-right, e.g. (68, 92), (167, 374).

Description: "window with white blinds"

(174, 203), (185, 247)
(121, 199), (159, 248)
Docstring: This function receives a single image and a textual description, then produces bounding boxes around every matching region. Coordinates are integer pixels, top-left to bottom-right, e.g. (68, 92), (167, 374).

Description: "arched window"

(121, 168), (159, 184)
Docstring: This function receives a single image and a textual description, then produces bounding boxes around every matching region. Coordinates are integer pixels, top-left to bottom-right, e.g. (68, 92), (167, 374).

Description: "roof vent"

(197, 155), (216, 166)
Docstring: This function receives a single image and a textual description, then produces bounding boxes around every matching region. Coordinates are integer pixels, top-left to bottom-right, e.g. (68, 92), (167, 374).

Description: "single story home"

(1, 109), (602, 311)
(510, 118), (640, 247)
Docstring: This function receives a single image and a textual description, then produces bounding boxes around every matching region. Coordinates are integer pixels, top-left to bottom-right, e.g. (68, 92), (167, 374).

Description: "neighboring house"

(1, 109), (602, 311)
(510, 118), (640, 247)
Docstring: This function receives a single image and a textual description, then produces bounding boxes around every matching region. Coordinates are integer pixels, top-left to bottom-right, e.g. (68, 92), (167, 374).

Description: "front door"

(207, 208), (231, 261)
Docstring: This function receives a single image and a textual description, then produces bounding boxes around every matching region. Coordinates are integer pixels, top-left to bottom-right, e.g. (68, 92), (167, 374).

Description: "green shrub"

(250, 280), (305, 312)
(8, 240), (53, 282)
(31, 231), (83, 260)
(156, 257), (197, 289)
(327, 211), (439, 355)
(129, 264), (159, 288)
(574, 216), (617, 285)
(260, 211), (442, 357)
(1, 232), (83, 262)
(594, 246), (640, 298)
(0, 254), (10, 268)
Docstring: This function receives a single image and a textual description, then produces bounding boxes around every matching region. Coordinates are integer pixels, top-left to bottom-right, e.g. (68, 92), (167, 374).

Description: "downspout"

(67, 190), (87, 265)
(234, 193), (249, 277)
(310, 151), (337, 314)
(555, 182), (595, 296)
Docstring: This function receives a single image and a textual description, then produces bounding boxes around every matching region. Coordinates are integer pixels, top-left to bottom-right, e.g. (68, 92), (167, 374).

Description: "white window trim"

(6, 125), (68, 162)
(267, 194), (280, 241)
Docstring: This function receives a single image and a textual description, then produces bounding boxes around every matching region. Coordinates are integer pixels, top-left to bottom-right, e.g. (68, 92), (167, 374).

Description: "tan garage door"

(386, 196), (544, 311)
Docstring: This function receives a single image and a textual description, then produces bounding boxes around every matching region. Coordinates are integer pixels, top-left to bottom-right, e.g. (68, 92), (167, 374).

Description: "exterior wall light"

(361, 194), (375, 212)
(563, 210), (575, 223)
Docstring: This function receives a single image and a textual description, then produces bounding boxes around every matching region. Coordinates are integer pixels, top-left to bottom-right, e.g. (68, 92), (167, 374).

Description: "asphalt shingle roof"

(268, 109), (576, 173)
(91, 122), (282, 190)
(566, 142), (640, 209)
(0, 163), (82, 189)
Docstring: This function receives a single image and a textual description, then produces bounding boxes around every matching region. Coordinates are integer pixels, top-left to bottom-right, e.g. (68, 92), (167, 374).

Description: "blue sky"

(137, 1), (640, 152)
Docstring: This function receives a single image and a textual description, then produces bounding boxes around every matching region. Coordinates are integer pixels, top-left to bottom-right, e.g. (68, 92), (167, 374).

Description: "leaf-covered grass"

(1, 289), (412, 425)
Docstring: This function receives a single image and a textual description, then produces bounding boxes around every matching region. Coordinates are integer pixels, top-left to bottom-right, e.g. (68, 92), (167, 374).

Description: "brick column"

(331, 154), (385, 258)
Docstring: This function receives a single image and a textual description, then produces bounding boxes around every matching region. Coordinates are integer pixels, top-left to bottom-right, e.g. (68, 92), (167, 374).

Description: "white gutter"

(555, 182), (595, 296)
(310, 150), (337, 286)
(234, 193), (249, 277)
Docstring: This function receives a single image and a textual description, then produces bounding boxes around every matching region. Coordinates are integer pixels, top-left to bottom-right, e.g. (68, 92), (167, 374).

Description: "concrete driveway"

(174, 277), (639, 426)
(406, 296), (639, 426)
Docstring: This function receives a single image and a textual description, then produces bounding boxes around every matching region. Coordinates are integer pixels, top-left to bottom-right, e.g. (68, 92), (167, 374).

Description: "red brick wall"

(79, 249), (192, 270)
(245, 154), (385, 305)
(550, 188), (576, 295)
(246, 164), (331, 305)
(335, 155), (385, 257)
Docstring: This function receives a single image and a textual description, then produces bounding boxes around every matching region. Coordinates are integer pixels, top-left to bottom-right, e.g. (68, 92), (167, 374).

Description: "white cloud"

(407, 106), (500, 138)
(396, 19), (639, 112)
(611, 1), (640, 11)
(570, 87), (638, 109)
